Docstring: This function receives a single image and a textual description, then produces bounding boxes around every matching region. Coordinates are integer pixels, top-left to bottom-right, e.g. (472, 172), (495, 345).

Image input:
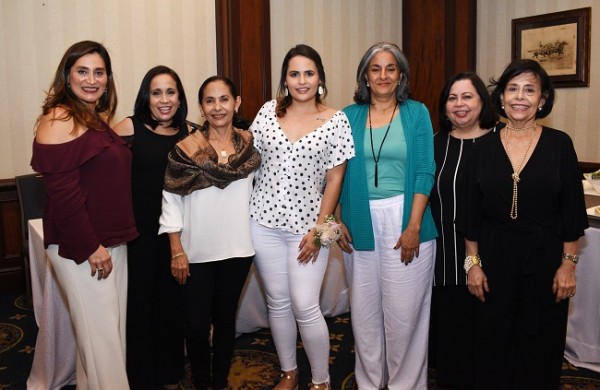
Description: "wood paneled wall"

(0, 181), (24, 293)
(216, 0), (271, 121)
(403, 0), (476, 129)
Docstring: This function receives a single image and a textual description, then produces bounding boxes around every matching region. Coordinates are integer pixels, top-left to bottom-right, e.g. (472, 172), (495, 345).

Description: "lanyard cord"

(368, 104), (397, 187)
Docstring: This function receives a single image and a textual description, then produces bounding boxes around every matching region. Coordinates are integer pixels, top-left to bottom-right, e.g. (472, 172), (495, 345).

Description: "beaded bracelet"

(463, 255), (482, 274)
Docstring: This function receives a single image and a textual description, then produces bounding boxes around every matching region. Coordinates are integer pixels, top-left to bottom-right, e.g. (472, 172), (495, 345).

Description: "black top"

(464, 126), (588, 242)
(130, 116), (188, 234)
(430, 129), (495, 286)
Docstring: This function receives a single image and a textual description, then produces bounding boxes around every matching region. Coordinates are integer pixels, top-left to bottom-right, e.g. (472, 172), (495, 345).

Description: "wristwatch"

(464, 255), (482, 274)
(562, 253), (579, 264)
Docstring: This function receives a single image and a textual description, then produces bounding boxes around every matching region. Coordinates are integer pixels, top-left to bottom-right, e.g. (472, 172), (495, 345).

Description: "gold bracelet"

(171, 252), (185, 260)
(464, 255), (482, 274)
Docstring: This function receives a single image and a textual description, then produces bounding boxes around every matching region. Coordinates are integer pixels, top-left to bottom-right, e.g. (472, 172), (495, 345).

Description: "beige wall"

(1, 0), (599, 179)
(0, 0), (216, 178)
(269, 0), (403, 113)
(477, 0), (599, 163)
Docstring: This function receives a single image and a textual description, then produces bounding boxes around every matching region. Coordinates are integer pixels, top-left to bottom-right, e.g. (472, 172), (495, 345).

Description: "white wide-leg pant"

(251, 220), (331, 384)
(343, 195), (434, 390)
(47, 244), (129, 390)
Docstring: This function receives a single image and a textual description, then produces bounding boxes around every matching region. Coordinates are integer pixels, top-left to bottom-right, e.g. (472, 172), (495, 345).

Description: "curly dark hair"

(489, 59), (555, 119)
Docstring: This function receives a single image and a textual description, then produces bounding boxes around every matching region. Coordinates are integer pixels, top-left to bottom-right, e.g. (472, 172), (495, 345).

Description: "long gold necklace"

(503, 126), (537, 219)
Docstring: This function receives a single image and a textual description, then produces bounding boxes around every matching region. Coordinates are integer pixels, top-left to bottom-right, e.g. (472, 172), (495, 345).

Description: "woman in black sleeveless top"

(113, 65), (190, 390)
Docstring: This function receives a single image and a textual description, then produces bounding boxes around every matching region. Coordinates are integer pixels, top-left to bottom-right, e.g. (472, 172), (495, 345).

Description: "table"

(27, 218), (77, 390)
(26, 219), (351, 387)
(564, 192), (600, 373)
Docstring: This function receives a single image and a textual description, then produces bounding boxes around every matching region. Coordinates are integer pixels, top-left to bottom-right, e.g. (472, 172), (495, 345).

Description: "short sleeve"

(326, 111), (355, 170)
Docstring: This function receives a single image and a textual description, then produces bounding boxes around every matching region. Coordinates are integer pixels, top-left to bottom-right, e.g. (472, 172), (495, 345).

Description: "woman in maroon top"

(31, 40), (138, 389)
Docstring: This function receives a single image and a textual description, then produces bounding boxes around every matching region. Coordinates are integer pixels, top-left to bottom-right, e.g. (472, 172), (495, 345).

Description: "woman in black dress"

(113, 65), (190, 390)
(464, 59), (588, 389)
(429, 72), (498, 389)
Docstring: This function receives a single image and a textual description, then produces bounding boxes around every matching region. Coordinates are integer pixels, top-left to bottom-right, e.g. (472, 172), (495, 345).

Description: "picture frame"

(512, 7), (591, 88)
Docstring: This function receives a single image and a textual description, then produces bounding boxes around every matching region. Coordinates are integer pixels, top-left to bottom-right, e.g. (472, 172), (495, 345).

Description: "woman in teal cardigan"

(338, 42), (437, 390)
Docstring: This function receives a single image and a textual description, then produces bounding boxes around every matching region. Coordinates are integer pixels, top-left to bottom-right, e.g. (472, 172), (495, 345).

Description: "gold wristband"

(464, 255), (482, 274)
(171, 252), (185, 260)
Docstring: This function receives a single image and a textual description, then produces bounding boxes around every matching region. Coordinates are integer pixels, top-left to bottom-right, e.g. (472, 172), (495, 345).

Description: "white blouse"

(159, 174), (255, 263)
(249, 100), (355, 234)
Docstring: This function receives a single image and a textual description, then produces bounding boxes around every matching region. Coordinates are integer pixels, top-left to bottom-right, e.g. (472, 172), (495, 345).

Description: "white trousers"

(343, 195), (434, 390)
(47, 244), (129, 390)
(250, 220), (331, 384)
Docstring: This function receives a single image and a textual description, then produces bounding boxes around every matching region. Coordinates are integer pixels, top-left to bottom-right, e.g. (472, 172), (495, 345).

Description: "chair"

(15, 173), (47, 309)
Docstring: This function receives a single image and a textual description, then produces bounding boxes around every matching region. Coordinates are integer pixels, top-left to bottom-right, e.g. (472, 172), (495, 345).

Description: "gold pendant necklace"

(209, 133), (232, 160)
(503, 126), (537, 219)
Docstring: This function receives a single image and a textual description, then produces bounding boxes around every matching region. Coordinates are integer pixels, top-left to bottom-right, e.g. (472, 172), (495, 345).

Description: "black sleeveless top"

(129, 116), (188, 234)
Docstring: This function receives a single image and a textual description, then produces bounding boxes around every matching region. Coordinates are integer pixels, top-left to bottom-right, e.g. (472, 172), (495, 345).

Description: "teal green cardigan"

(340, 100), (438, 250)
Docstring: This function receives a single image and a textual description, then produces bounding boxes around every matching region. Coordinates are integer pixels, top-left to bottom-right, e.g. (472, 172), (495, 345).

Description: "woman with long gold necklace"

(463, 59), (588, 389)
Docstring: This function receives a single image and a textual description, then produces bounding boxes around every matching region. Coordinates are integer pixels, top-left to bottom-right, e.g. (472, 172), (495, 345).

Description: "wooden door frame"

(215, 0), (272, 121)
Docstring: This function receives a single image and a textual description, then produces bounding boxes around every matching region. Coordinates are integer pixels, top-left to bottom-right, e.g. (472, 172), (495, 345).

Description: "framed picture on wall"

(512, 7), (590, 88)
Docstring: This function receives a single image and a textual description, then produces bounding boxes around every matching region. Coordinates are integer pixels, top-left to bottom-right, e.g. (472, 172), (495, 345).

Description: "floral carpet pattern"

(1, 293), (599, 389)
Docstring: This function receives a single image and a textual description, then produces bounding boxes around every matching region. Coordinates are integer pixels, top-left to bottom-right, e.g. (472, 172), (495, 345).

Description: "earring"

(501, 105), (505, 110)
(366, 82), (370, 87)
(538, 106), (542, 111)
(398, 81), (401, 85)
(284, 87), (289, 97)
(318, 85), (324, 96)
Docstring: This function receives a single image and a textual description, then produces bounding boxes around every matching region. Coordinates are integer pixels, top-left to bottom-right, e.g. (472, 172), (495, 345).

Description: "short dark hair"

(197, 76), (251, 130)
(489, 59), (555, 119)
(133, 65), (188, 129)
(438, 72), (498, 132)
(276, 44), (327, 117)
(353, 42), (411, 105)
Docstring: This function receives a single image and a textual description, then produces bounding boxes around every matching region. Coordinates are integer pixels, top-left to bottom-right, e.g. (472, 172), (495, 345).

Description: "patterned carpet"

(1, 293), (599, 389)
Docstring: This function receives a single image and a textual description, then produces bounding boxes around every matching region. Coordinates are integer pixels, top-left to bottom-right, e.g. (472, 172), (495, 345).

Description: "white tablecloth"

(25, 218), (351, 387)
(565, 226), (600, 372)
(27, 218), (77, 390)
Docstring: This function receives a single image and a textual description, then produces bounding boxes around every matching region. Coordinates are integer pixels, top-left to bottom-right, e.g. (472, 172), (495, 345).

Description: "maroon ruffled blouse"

(31, 122), (138, 263)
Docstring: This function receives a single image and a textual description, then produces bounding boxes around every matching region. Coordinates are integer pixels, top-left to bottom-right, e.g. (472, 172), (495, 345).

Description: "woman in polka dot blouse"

(249, 44), (355, 390)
